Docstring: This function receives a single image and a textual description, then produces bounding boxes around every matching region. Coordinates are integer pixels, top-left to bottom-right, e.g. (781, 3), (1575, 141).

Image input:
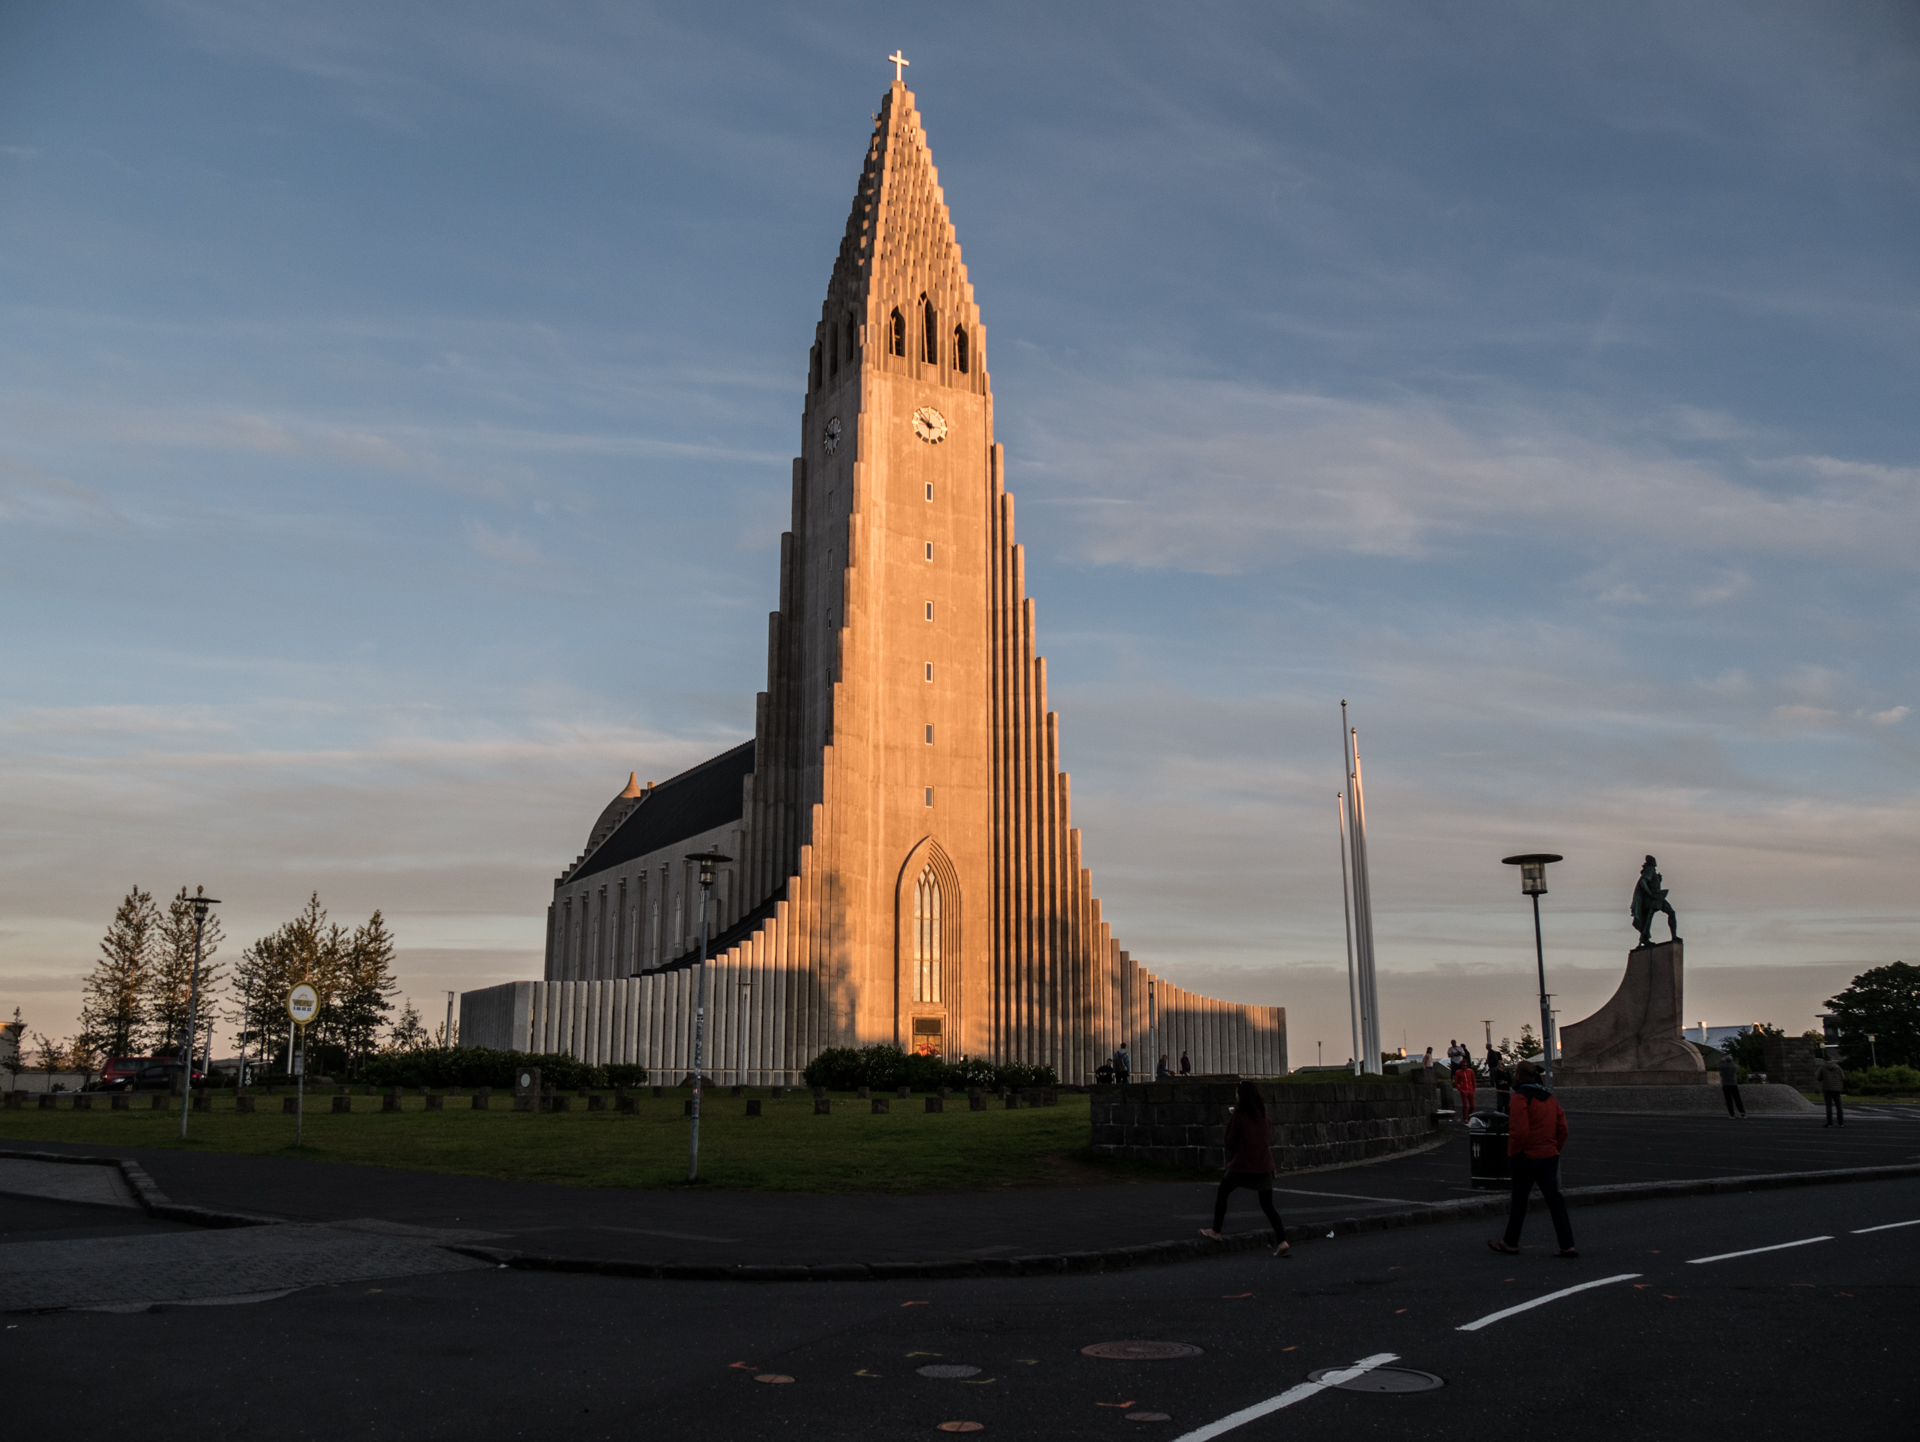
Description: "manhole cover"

(918, 1364), (983, 1378)
(1306, 1367), (1444, 1394)
(1081, 1341), (1204, 1360)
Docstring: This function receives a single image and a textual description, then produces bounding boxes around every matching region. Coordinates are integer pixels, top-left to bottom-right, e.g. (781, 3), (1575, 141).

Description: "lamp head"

(1501, 853), (1562, 897)
(189, 885), (222, 916)
(684, 849), (733, 888)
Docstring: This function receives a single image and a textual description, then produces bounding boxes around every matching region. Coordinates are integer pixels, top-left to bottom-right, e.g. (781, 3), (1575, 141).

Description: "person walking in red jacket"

(1453, 1059), (1478, 1120)
(1200, 1080), (1290, 1257)
(1488, 1059), (1578, 1258)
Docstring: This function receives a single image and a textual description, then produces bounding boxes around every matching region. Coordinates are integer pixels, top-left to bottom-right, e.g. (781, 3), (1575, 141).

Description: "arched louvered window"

(922, 296), (938, 364)
(952, 325), (969, 375)
(890, 308), (906, 357)
(913, 866), (941, 1003)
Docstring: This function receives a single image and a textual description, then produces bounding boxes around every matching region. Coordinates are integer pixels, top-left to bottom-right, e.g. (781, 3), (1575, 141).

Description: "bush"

(1852, 1064), (1920, 1095)
(801, 1045), (1057, 1093)
(357, 1047), (647, 1091)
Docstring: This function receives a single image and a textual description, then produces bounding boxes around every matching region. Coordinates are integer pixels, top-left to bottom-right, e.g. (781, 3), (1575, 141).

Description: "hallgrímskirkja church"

(460, 76), (1286, 1083)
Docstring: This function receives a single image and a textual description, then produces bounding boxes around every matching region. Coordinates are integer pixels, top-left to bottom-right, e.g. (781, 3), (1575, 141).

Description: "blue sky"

(3, 1), (1915, 1060)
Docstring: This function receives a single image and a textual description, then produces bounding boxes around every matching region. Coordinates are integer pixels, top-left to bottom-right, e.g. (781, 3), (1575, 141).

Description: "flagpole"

(1336, 792), (1361, 1076)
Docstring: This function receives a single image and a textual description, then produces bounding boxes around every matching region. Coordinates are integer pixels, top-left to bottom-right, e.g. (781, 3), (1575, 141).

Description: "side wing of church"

(460, 80), (1287, 1083)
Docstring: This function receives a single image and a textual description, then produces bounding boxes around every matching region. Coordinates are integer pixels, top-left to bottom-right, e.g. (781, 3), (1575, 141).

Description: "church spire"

(812, 77), (985, 396)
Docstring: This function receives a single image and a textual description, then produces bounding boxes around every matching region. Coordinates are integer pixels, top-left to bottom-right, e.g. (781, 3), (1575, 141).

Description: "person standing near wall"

(1179, 1050), (1192, 1076)
(1718, 1052), (1746, 1118)
(1488, 1059), (1577, 1259)
(1200, 1080), (1290, 1258)
(1814, 1054), (1846, 1128)
(1454, 1056), (1478, 1119)
(1115, 1043), (1132, 1086)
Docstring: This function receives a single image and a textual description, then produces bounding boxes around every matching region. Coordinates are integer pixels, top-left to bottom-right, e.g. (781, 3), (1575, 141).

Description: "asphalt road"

(4, 1176), (1912, 1438)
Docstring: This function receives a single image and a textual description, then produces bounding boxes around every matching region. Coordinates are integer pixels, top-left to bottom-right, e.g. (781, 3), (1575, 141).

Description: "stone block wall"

(1089, 1081), (1443, 1171)
(1761, 1036), (1821, 1091)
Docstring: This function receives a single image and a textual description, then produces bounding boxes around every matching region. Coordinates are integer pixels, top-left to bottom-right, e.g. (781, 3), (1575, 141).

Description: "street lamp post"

(684, 849), (732, 1183)
(177, 887), (221, 1141)
(1501, 854), (1562, 1087)
(1867, 1033), (1878, 1068)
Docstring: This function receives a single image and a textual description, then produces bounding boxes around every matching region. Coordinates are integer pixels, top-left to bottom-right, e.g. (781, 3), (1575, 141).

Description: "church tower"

(462, 76), (1287, 1085)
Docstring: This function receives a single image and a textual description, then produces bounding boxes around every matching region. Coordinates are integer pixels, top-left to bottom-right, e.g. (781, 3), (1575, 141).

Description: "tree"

(229, 894), (347, 1071)
(385, 999), (429, 1053)
(1514, 1024), (1544, 1060)
(30, 1032), (67, 1076)
(1721, 1023), (1784, 1075)
(78, 885), (158, 1059)
(333, 911), (400, 1076)
(146, 886), (225, 1059)
(1825, 962), (1920, 1069)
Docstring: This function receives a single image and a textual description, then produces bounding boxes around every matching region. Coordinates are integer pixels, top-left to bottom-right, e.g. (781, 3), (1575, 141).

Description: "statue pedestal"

(1556, 939), (1705, 1084)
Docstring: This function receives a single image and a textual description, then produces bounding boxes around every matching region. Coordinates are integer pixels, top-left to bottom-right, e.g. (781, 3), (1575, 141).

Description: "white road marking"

(1686, 1236), (1832, 1264)
(1272, 1187), (1427, 1205)
(1455, 1274), (1641, 1331)
(1850, 1220), (1920, 1234)
(1166, 1353), (1399, 1442)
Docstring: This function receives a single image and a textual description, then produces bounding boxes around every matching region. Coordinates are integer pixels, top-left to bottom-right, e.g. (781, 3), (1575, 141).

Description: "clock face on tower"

(912, 407), (948, 444)
(822, 417), (842, 457)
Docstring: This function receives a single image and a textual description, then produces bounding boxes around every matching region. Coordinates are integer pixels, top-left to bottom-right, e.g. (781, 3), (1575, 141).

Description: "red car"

(99, 1056), (157, 1087)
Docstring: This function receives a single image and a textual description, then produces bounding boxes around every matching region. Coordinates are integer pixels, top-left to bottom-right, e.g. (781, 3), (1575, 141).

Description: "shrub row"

(1848, 1063), (1920, 1095)
(357, 1047), (648, 1091)
(801, 1044), (1057, 1093)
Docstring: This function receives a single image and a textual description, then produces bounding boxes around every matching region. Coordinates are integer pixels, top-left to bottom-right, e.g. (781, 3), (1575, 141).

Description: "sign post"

(287, 984), (319, 1146)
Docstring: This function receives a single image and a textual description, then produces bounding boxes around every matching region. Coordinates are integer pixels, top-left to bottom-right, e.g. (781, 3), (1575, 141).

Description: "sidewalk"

(7, 1108), (1917, 1274)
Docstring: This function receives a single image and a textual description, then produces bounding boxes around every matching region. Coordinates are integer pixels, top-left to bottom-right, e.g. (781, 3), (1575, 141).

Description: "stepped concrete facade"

(461, 80), (1285, 1084)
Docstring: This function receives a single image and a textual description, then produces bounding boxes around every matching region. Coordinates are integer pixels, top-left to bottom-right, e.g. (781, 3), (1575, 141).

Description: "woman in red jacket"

(1489, 1059), (1578, 1257)
(1200, 1081), (1290, 1257)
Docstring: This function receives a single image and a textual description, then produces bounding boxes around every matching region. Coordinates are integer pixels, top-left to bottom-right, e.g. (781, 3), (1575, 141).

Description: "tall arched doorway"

(896, 838), (961, 1058)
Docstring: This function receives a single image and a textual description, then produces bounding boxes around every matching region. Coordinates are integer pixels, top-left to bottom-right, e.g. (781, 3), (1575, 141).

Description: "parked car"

(98, 1056), (158, 1088)
(106, 1061), (207, 1092)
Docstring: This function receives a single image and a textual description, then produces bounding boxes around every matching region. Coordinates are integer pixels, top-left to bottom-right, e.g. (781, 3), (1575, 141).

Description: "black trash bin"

(1468, 1111), (1510, 1190)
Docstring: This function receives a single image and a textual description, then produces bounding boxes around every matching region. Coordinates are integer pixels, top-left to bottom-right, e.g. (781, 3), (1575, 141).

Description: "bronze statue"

(1631, 855), (1678, 946)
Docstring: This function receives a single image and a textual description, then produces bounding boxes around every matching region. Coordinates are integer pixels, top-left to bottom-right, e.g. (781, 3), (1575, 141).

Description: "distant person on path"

(1447, 1040), (1464, 1069)
(1156, 1053), (1171, 1081)
(1179, 1050), (1192, 1076)
(1420, 1047), (1437, 1082)
(1814, 1055), (1846, 1127)
(1115, 1043), (1132, 1086)
(1199, 1080), (1290, 1258)
(1491, 1055), (1513, 1114)
(1454, 1057), (1478, 1118)
(1718, 1053), (1746, 1118)
(1488, 1060), (1577, 1258)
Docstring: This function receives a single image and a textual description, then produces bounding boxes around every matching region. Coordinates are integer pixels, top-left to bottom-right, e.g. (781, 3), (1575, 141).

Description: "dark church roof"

(564, 740), (754, 886)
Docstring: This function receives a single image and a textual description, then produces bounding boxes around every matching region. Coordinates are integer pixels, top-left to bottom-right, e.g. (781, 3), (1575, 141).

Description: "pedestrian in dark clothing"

(1179, 1050), (1192, 1076)
(1814, 1057), (1846, 1127)
(1115, 1044), (1132, 1086)
(1156, 1053), (1171, 1080)
(1488, 1060), (1577, 1258)
(1717, 1054), (1745, 1118)
(1200, 1081), (1290, 1257)
(1491, 1057), (1513, 1114)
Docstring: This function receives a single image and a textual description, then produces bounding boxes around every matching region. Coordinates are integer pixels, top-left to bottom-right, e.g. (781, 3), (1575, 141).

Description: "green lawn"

(0, 1089), (1150, 1194)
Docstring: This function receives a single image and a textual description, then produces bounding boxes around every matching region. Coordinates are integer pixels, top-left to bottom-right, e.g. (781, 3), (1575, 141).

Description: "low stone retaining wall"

(1090, 1081), (1444, 1170)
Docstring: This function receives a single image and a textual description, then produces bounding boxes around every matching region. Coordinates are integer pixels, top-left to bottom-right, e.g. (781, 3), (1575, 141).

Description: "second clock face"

(912, 407), (948, 444)
(822, 417), (842, 457)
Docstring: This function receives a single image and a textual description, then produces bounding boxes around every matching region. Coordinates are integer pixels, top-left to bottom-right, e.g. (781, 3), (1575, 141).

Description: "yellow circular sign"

(287, 984), (320, 1026)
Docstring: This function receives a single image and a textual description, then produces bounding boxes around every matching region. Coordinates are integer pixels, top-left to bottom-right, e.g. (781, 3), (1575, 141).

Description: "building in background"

(461, 78), (1285, 1083)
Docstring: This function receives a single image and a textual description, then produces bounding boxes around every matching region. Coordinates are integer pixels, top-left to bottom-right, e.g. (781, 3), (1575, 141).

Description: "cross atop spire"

(888, 50), (909, 83)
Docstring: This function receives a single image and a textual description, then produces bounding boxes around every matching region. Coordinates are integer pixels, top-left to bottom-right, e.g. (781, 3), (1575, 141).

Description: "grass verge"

(0, 1090), (1176, 1194)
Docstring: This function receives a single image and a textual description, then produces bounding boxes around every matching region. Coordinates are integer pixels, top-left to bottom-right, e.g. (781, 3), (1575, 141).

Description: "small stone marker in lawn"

(425, 1093), (444, 1111)
(858, 1086), (871, 1100)
(925, 1096), (943, 1113)
(872, 1098), (890, 1114)
(616, 1094), (636, 1113)
(587, 1094), (606, 1111)
(969, 1090), (986, 1111)
(897, 1085), (911, 1099)
(473, 1087), (491, 1109)
(112, 1093), (131, 1111)
(814, 1098), (831, 1114)
(234, 1095), (252, 1113)
(281, 1095), (297, 1113)
(651, 1084), (664, 1098)
(38, 1095), (55, 1110)
(746, 1099), (762, 1117)
(333, 1095), (352, 1113)
(382, 1090), (402, 1113)
(154, 1095), (170, 1110)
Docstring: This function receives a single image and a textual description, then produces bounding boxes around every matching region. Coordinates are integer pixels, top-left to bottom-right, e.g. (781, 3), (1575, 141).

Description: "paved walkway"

(7, 1107), (1917, 1274)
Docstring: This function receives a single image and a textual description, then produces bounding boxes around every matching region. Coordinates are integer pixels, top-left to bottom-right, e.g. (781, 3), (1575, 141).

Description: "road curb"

(444, 1161), (1920, 1283)
(0, 1147), (277, 1230)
